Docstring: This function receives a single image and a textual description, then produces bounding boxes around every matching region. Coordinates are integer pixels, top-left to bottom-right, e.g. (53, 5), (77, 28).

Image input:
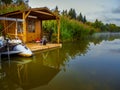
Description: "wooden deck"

(26, 43), (62, 52)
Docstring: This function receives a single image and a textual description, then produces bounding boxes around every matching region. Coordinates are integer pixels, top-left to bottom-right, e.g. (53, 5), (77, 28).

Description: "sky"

(29, 0), (120, 26)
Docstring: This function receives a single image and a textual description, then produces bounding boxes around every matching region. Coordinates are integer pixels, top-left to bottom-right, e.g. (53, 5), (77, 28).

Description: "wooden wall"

(2, 18), (42, 43)
(26, 19), (42, 42)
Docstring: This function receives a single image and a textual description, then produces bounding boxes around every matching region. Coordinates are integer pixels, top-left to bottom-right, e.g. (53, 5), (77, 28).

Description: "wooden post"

(3, 20), (6, 34)
(15, 20), (18, 38)
(22, 12), (27, 43)
(57, 18), (60, 44)
(22, 10), (31, 43)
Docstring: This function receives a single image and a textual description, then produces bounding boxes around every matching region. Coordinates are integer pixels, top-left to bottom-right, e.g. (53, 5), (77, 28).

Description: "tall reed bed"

(42, 16), (96, 42)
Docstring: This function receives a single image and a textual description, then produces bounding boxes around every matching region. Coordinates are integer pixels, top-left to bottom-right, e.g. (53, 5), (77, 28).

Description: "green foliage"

(42, 20), (58, 42)
(0, 0), (28, 15)
(42, 16), (96, 42)
(0, 3), (28, 14)
(92, 19), (120, 32)
(60, 16), (96, 41)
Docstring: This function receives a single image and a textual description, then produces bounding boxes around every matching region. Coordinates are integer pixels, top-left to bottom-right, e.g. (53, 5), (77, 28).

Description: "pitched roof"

(0, 7), (59, 20)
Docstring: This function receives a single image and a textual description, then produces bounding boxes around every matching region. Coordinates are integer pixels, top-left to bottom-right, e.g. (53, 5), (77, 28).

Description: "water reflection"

(90, 32), (120, 45)
(0, 53), (60, 90)
(1, 33), (120, 90)
(0, 40), (90, 90)
(0, 59), (6, 80)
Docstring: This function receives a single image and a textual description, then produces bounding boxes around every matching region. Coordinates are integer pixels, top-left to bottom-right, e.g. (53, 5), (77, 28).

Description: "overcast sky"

(29, 0), (120, 26)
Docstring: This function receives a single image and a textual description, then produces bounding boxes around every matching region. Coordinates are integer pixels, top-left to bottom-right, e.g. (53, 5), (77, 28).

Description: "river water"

(0, 32), (120, 90)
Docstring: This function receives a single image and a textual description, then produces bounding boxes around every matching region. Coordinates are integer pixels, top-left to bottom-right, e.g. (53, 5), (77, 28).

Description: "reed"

(42, 16), (96, 42)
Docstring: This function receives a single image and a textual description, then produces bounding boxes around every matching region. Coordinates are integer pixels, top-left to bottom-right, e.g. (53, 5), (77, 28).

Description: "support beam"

(3, 11), (22, 17)
(33, 11), (53, 16)
(25, 10), (31, 19)
(22, 12), (27, 43)
(15, 21), (18, 38)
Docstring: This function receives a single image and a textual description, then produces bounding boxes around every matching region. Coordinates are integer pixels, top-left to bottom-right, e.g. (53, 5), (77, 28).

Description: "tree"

(61, 10), (68, 16)
(13, 0), (24, 5)
(108, 24), (117, 32)
(1, 0), (13, 5)
(0, 0), (2, 5)
(68, 8), (76, 19)
(0, 0), (29, 14)
(82, 16), (87, 23)
(77, 12), (83, 22)
(53, 6), (60, 15)
(93, 19), (103, 28)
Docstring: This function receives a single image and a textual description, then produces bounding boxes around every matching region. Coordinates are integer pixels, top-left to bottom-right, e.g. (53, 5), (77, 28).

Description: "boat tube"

(13, 44), (33, 57)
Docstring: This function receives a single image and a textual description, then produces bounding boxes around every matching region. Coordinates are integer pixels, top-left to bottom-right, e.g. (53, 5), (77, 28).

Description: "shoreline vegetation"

(42, 6), (120, 42)
(0, 1), (120, 42)
(42, 16), (97, 42)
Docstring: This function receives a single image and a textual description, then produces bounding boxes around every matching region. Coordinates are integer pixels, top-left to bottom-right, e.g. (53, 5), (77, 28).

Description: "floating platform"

(26, 43), (62, 52)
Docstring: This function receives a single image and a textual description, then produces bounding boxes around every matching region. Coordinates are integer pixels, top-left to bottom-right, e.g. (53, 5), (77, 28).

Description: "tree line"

(58, 6), (120, 32)
(43, 6), (97, 42)
(0, 0), (28, 5)
(0, 3), (120, 42)
(0, 0), (29, 14)
(42, 6), (120, 42)
(87, 19), (120, 32)
(59, 6), (120, 32)
(61, 8), (87, 24)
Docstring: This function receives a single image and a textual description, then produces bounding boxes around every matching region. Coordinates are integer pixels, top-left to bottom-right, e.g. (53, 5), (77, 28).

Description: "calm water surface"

(1, 33), (120, 90)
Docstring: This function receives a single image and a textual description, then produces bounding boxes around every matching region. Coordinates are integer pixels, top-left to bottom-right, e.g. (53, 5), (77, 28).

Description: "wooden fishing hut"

(0, 7), (60, 43)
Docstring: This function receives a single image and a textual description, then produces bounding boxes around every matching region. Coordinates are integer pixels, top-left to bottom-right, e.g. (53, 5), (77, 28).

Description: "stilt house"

(0, 7), (60, 43)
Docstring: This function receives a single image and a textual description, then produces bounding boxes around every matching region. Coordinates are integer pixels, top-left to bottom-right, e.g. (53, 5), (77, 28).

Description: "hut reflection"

(1, 48), (61, 90)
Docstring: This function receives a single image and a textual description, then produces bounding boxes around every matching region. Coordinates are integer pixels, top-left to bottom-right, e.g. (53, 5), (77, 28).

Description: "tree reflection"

(1, 33), (120, 90)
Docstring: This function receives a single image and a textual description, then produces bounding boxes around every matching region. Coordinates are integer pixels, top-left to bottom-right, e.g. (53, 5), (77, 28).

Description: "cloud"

(109, 18), (120, 22)
(112, 6), (120, 14)
(103, 17), (120, 26)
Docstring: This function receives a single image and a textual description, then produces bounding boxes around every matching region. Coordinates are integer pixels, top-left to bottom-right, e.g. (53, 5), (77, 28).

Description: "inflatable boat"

(0, 37), (33, 57)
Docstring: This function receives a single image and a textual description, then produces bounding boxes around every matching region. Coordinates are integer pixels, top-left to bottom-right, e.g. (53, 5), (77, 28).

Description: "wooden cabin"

(0, 7), (60, 43)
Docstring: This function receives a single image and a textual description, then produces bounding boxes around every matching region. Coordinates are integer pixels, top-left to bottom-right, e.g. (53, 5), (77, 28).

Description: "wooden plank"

(3, 11), (23, 16)
(26, 43), (62, 52)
